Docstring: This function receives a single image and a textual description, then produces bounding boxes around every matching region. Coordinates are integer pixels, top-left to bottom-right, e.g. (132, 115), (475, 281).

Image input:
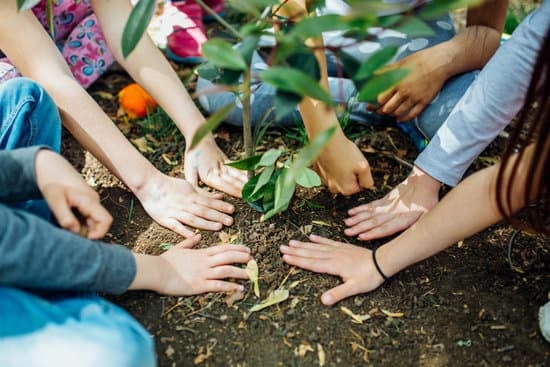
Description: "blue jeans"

(0, 288), (156, 367)
(197, 13), (479, 150)
(0, 78), (157, 367)
(0, 77), (61, 219)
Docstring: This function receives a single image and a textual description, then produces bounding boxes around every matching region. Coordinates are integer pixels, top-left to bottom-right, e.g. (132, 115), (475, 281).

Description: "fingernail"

(237, 285), (244, 291)
(322, 293), (333, 305)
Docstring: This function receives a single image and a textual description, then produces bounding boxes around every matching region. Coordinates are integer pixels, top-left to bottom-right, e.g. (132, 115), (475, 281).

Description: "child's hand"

(184, 138), (248, 198)
(156, 234), (252, 295)
(135, 171), (236, 237)
(344, 166), (440, 240)
(313, 131), (374, 195)
(375, 48), (449, 122)
(35, 150), (112, 239)
(280, 234), (385, 305)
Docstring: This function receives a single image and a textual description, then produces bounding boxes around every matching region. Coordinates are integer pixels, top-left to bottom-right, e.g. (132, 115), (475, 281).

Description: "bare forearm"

(91, 0), (206, 139)
(128, 253), (164, 292)
(377, 164), (503, 276)
(426, 0), (507, 79)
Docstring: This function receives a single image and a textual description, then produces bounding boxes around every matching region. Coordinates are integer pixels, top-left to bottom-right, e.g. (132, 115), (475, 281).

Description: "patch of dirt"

(62, 113), (549, 366)
(62, 4), (549, 363)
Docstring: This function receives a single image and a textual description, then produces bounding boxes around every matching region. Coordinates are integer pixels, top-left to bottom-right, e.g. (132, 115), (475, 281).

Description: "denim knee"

(0, 288), (157, 367)
(0, 77), (61, 152)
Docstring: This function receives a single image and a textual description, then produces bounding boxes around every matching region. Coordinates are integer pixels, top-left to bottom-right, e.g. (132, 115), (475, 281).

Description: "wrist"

(411, 165), (442, 193)
(128, 253), (165, 292)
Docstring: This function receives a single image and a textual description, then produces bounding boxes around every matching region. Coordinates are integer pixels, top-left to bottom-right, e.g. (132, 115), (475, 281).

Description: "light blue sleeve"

(414, 0), (550, 187)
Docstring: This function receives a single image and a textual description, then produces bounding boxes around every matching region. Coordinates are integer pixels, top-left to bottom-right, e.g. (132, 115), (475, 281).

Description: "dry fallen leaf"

(317, 343), (326, 366)
(340, 306), (371, 324)
(295, 342), (314, 357)
(246, 259), (260, 297)
(193, 345), (213, 365)
(165, 345), (175, 358)
(249, 289), (289, 313)
(312, 220), (332, 227)
(131, 137), (154, 153)
(381, 309), (404, 318)
(225, 288), (245, 307)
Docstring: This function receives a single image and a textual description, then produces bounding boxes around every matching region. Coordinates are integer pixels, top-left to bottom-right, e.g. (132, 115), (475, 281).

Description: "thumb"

(357, 161), (374, 189)
(176, 233), (202, 249)
(185, 164), (199, 188)
(321, 281), (357, 306)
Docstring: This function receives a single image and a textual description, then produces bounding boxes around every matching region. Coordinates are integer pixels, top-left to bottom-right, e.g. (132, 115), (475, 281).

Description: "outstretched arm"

(0, 1), (235, 237)
(276, 0), (374, 195)
(281, 147), (532, 305)
(90, 0), (247, 198)
(345, 1), (550, 241)
(376, 0), (508, 121)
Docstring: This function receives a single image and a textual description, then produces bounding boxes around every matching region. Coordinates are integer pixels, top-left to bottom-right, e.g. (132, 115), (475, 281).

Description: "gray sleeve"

(0, 203), (136, 295)
(414, 1), (550, 187)
(0, 147), (45, 202)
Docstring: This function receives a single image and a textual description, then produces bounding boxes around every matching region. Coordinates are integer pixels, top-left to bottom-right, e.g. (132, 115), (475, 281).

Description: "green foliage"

(202, 39), (248, 70)
(16, 0), (40, 11)
(357, 68), (411, 103)
(122, 0), (156, 58)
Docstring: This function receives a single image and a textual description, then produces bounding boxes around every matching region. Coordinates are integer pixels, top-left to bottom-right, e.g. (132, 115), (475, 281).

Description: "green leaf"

(353, 46), (398, 80)
(264, 168), (295, 221)
(257, 149), (282, 167)
(202, 39), (247, 71)
(339, 52), (361, 79)
(226, 154), (262, 170)
(16, 0), (41, 11)
(227, 0), (278, 16)
(251, 165), (275, 197)
(274, 91), (301, 121)
(196, 62), (219, 82)
(264, 126), (336, 220)
(393, 17), (435, 37)
(238, 35), (261, 65)
(420, 0), (481, 19)
(242, 174), (263, 202)
(286, 51), (320, 80)
(260, 67), (333, 105)
(289, 14), (350, 40)
(296, 167), (321, 188)
(122, 0), (156, 58)
(357, 68), (410, 103)
(189, 103), (234, 150)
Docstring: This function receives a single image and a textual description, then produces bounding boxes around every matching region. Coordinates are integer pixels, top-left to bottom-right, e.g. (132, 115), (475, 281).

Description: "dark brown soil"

(62, 85), (549, 366)
(62, 6), (549, 361)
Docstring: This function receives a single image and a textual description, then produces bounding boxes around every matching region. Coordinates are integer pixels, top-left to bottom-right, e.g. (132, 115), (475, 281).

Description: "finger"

(193, 195), (235, 215)
(208, 250), (252, 267)
(393, 98), (415, 118)
(321, 281), (360, 306)
(185, 165), (200, 187)
(377, 88), (395, 106)
(281, 253), (333, 274)
(357, 216), (412, 241)
(223, 165), (248, 184)
(47, 189), (80, 233)
(176, 234), (202, 249)
(70, 193), (112, 239)
(344, 212), (394, 237)
(202, 280), (245, 293)
(399, 103), (426, 122)
(347, 197), (388, 216)
(195, 186), (224, 200)
(187, 202), (234, 227)
(208, 265), (249, 280)
(175, 211), (224, 232)
(205, 244), (251, 255)
(204, 171), (244, 199)
(378, 92), (405, 115)
(161, 218), (196, 238)
(280, 244), (332, 260)
(356, 161), (374, 189)
(308, 234), (343, 247)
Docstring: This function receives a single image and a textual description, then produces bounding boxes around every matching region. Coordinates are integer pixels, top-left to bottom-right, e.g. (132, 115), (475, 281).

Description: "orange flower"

(118, 83), (158, 119)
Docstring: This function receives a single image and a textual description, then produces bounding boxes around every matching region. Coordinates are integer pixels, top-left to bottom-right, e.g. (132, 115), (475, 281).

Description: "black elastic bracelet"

(372, 247), (390, 282)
